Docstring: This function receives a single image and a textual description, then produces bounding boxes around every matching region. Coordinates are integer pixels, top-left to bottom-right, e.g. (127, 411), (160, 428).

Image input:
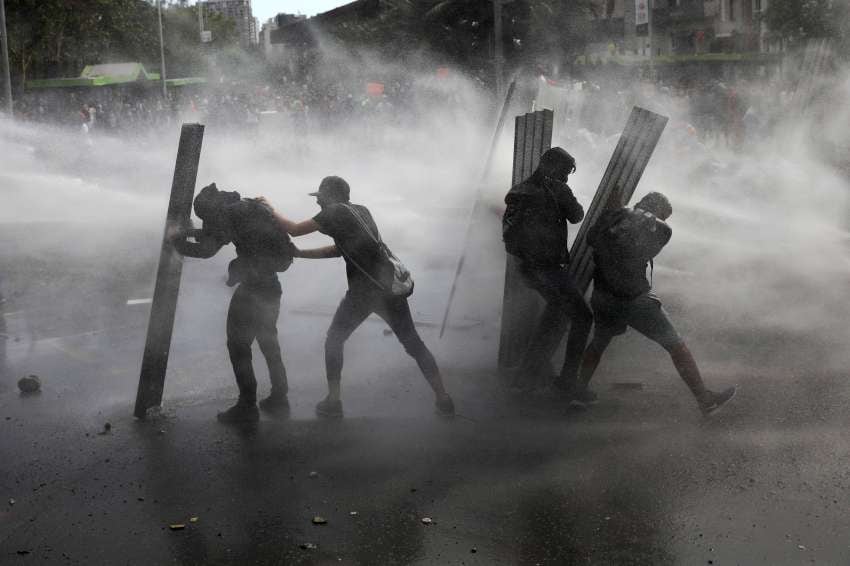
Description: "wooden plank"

(134, 123), (205, 418)
(512, 115), (526, 186)
(498, 110), (555, 370)
(568, 107), (668, 293)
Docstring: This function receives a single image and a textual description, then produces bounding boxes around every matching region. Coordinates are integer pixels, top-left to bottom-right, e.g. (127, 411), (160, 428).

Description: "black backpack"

(224, 199), (295, 286)
(502, 187), (567, 264)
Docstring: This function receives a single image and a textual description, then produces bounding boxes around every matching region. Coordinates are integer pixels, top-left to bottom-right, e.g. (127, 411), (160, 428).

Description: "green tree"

(764, 0), (849, 56)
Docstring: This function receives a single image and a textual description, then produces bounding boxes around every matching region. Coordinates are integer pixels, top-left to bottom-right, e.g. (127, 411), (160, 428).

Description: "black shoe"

(259, 392), (290, 414)
(315, 398), (344, 419)
(217, 402), (259, 423)
(435, 395), (455, 418)
(700, 386), (737, 416)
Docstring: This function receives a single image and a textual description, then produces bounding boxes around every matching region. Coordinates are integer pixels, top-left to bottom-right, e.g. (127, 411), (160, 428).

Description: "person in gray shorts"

(571, 192), (736, 415)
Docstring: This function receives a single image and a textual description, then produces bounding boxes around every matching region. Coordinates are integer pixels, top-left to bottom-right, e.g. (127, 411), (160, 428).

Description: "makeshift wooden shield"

(497, 109), (554, 370)
(134, 123), (205, 418)
(568, 107), (668, 293)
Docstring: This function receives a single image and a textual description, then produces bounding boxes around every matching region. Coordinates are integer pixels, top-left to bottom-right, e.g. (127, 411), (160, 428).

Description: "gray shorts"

(591, 289), (683, 350)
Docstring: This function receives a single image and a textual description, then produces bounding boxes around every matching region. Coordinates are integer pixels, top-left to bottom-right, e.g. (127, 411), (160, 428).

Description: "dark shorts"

(591, 289), (682, 350)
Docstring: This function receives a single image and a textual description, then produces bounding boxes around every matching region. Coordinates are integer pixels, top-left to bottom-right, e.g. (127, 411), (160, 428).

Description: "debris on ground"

(300, 543), (317, 550)
(169, 524), (186, 530)
(8, 498), (15, 506)
(312, 516), (327, 525)
(189, 517), (199, 523)
(308, 471), (319, 478)
(98, 422), (112, 435)
(17, 375), (41, 394)
(349, 511), (358, 516)
(421, 517), (433, 525)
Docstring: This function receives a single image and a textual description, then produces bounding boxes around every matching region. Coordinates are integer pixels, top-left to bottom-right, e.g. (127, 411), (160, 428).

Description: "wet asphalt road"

(2, 300), (850, 566)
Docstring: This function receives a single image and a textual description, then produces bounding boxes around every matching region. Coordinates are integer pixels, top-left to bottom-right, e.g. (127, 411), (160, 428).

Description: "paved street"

(2, 292), (850, 565)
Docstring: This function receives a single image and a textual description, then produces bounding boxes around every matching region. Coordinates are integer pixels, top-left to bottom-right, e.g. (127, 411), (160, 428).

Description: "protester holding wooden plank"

(266, 176), (455, 419)
(502, 147), (593, 392)
(172, 183), (296, 423)
(569, 192), (737, 416)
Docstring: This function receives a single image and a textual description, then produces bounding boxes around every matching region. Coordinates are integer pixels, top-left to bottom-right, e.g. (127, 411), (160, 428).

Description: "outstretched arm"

(173, 228), (223, 259)
(256, 197), (320, 237)
(294, 244), (341, 259)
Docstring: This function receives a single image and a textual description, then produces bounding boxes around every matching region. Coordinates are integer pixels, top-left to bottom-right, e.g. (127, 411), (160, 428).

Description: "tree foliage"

(764, 0), (849, 55)
(3, 0), (240, 87)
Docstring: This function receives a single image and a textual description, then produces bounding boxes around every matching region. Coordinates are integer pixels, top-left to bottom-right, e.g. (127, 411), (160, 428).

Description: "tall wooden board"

(497, 109), (553, 370)
(568, 107), (668, 293)
(134, 123), (205, 418)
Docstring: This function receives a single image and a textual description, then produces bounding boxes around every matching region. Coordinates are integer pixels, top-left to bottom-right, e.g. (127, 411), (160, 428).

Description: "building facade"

(590, 0), (776, 57)
(203, 0), (259, 48)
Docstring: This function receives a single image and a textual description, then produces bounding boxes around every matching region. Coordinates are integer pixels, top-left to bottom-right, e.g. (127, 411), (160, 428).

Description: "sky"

(250, 0), (351, 22)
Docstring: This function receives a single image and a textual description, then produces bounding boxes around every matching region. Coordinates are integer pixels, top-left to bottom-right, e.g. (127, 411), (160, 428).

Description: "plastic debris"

(189, 517), (199, 523)
(349, 511), (359, 516)
(169, 524), (186, 530)
(8, 498), (15, 506)
(421, 517), (433, 525)
(312, 516), (327, 525)
(308, 471), (319, 479)
(300, 543), (317, 550)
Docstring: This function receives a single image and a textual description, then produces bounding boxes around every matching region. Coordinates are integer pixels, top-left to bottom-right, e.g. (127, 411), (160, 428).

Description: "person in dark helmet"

(571, 191), (737, 415)
(173, 183), (296, 423)
(264, 176), (455, 419)
(502, 147), (593, 392)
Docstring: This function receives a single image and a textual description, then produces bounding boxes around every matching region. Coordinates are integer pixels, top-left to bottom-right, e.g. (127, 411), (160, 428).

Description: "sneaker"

(259, 393), (290, 415)
(700, 386), (737, 416)
(435, 395), (455, 418)
(315, 398), (344, 419)
(217, 402), (259, 424)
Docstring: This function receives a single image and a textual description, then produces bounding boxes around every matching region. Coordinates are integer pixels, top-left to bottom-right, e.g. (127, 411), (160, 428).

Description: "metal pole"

(647, 0), (654, 76)
(493, 0), (504, 99)
(157, 0), (168, 99)
(0, 0), (13, 117)
(198, 1), (204, 41)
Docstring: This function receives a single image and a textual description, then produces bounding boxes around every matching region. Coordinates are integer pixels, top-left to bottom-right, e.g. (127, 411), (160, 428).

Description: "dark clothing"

(313, 202), (391, 292)
(226, 284), (287, 403)
(504, 174), (584, 267)
(325, 288), (440, 384)
(175, 198), (291, 404)
(175, 198), (293, 290)
(316, 201), (441, 388)
(590, 289), (682, 350)
(588, 207), (672, 299)
(519, 265), (593, 383)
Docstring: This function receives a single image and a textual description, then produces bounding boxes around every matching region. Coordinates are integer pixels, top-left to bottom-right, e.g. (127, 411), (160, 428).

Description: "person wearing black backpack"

(502, 147), (593, 393)
(265, 176), (455, 419)
(570, 191), (737, 415)
(173, 183), (296, 423)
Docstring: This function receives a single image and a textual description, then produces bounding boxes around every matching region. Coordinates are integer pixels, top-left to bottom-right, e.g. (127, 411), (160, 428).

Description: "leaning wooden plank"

(498, 110), (554, 370)
(568, 108), (645, 276)
(134, 124), (205, 418)
(572, 109), (664, 290)
(568, 107), (668, 293)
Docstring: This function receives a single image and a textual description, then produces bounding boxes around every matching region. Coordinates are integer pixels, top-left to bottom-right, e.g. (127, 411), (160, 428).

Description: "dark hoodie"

(503, 173), (584, 267)
(588, 207), (672, 299)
